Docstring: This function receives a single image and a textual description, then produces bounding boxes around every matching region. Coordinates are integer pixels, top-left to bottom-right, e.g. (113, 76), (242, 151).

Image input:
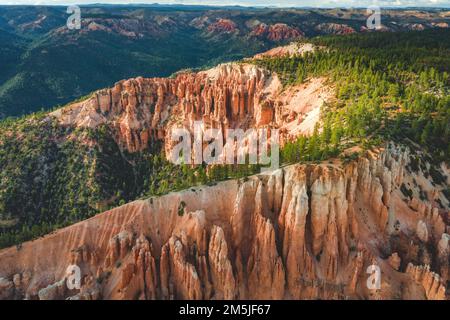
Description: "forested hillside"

(0, 6), (449, 118)
(0, 29), (449, 249)
(254, 30), (450, 164)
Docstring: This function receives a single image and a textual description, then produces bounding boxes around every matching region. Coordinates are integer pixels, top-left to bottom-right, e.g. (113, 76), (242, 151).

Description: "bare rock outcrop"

(251, 23), (304, 41)
(52, 58), (332, 158)
(406, 263), (446, 300)
(208, 226), (236, 299)
(0, 278), (14, 300)
(0, 144), (448, 300)
(388, 253), (401, 271)
(416, 220), (429, 242)
(315, 23), (356, 35)
(207, 19), (238, 34)
(53, 63), (284, 153)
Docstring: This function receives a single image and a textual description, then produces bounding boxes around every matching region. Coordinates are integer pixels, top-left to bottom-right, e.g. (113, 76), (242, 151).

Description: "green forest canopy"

(0, 29), (449, 248)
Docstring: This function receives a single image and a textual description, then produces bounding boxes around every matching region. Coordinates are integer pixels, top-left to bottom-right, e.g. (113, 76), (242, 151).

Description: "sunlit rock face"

(0, 144), (448, 300)
(52, 56), (332, 157)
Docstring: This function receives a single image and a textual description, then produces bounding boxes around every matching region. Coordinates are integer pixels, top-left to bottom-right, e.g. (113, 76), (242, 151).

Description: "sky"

(0, 0), (449, 7)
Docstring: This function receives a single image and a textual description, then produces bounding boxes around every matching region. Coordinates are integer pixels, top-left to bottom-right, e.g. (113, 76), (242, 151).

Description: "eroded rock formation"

(207, 19), (238, 34)
(0, 144), (448, 300)
(251, 23), (304, 41)
(52, 59), (331, 155)
(315, 23), (356, 35)
(53, 63), (282, 153)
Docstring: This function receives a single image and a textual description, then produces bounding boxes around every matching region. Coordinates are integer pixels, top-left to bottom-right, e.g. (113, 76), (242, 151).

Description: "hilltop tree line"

(255, 29), (450, 164)
(1, 29), (449, 248)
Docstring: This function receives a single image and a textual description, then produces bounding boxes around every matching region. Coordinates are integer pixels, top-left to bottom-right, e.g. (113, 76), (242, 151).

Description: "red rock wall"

(0, 144), (448, 300)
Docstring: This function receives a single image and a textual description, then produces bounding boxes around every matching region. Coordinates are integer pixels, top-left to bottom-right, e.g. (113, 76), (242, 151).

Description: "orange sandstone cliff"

(0, 144), (448, 300)
(0, 45), (448, 300)
(51, 56), (331, 155)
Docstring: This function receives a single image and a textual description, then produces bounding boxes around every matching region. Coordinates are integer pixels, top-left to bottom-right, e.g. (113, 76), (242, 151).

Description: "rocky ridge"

(0, 143), (448, 300)
(52, 51), (331, 154)
(251, 23), (305, 41)
(314, 23), (356, 35)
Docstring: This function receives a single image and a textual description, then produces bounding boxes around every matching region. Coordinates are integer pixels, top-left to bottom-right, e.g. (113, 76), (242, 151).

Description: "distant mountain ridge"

(0, 6), (449, 118)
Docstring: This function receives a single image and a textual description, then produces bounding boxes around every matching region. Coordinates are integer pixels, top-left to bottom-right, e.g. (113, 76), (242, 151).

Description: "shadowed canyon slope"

(0, 144), (448, 300)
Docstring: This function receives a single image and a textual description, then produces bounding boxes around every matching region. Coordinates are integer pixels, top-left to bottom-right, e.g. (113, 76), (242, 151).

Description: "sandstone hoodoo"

(52, 54), (331, 156)
(0, 144), (448, 300)
(0, 25), (449, 302)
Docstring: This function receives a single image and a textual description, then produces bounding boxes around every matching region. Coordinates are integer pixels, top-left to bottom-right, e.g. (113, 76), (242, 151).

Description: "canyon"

(0, 37), (448, 301)
(2, 6), (449, 119)
(51, 44), (331, 156)
(0, 143), (448, 300)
